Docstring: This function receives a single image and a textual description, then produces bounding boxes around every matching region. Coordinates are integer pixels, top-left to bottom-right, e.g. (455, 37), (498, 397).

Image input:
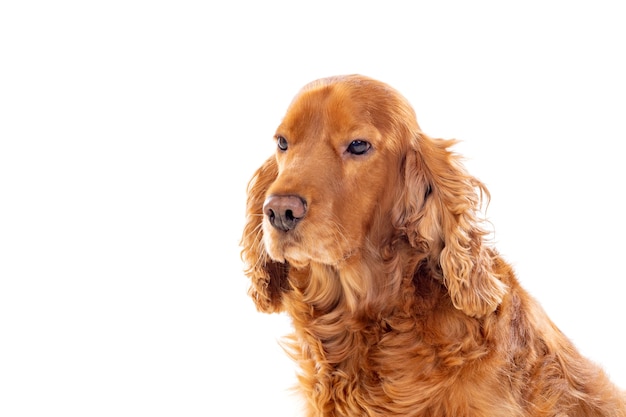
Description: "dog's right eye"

(276, 136), (288, 151)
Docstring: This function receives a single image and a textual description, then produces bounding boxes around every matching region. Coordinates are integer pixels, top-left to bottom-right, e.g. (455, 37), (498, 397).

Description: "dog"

(241, 74), (626, 416)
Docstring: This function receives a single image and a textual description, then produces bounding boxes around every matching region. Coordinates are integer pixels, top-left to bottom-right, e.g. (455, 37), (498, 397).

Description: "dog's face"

(261, 76), (409, 268)
(243, 74), (507, 317)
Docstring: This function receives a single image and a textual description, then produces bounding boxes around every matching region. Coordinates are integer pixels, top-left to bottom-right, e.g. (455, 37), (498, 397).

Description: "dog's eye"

(276, 136), (288, 151)
(347, 140), (371, 155)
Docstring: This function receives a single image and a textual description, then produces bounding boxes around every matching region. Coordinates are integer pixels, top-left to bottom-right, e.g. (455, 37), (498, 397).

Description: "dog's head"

(241, 75), (506, 317)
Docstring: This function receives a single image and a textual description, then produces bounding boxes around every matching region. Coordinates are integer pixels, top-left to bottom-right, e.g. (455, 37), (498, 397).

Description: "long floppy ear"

(397, 133), (507, 317)
(240, 156), (290, 313)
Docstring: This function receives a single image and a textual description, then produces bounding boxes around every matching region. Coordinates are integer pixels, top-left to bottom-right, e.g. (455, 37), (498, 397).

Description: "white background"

(1, 1), (624, 416)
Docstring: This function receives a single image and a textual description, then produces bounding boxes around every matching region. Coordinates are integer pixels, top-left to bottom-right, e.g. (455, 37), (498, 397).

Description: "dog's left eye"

(347, 140), (371, 155)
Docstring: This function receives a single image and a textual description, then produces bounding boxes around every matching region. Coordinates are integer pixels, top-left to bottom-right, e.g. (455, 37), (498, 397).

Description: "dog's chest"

(293, 311), (496, 416)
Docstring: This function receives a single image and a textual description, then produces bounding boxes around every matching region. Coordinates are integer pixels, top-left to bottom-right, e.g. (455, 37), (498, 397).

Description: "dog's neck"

(283, 241), (434, 366)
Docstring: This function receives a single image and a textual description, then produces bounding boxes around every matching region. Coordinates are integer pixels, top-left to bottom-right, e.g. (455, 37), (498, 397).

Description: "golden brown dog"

(241, 75), (625, 416)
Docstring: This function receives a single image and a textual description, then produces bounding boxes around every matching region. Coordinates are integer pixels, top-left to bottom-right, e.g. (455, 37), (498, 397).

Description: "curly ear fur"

(240, 157), (290, 313)
(398, 133), (508, 317)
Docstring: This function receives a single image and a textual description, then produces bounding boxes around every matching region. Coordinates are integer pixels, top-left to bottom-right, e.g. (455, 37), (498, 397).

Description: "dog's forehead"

(279, 81), (379, 140)
(276, 75), (421, 154)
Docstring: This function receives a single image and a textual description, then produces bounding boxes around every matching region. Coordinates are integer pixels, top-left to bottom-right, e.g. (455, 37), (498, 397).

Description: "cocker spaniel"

(240, 75), (625, 416)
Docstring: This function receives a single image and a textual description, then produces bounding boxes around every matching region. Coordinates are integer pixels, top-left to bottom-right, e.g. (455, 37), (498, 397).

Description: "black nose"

(263, 195), (307, 232)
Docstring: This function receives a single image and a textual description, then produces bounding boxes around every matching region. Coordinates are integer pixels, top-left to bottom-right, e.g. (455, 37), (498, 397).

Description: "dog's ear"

(240, 157), (290, 313)
(397, 134), (507, 317)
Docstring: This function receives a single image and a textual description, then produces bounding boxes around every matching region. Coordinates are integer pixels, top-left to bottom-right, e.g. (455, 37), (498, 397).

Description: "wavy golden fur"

(241, 75), (625, 416)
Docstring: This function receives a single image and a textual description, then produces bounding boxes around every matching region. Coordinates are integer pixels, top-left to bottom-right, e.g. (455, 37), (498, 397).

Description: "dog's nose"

(263, 195), (307, 232)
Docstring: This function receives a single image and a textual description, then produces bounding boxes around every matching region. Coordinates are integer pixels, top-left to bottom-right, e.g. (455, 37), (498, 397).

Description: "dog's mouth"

(263, 222), (302, 260)
(263, 222), (356, 268)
